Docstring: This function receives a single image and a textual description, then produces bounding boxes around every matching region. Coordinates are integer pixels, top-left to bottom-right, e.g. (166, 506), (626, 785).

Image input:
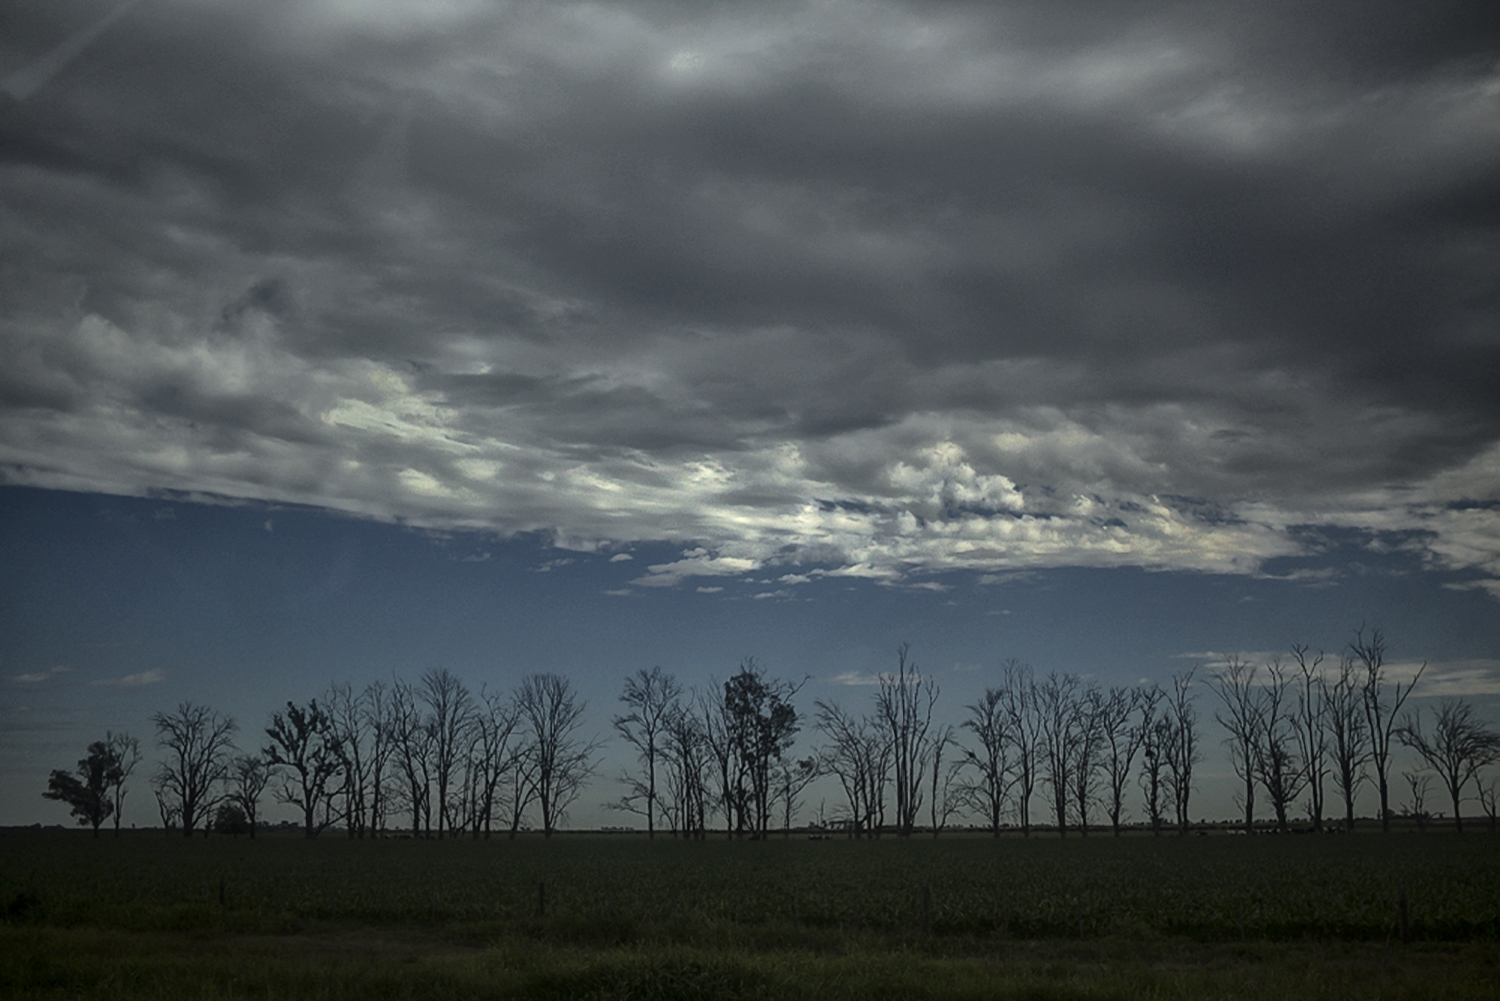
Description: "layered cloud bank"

(2, 1), (1497, 592)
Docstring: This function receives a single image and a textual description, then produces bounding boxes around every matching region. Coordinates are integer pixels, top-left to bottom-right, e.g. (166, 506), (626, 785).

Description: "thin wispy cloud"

(90, 668), (166, 687)
(12, 665), (72, 684)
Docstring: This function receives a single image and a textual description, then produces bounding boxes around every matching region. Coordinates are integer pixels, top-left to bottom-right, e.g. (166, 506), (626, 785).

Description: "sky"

(2, 0), (1498, 830)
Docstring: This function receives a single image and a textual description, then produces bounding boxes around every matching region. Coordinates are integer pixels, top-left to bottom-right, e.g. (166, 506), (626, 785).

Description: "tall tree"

(325, 683), (373, 838)
(875, 644), (938, 838)
(1251, 659), (1306, 834)
(719, 661), (802, 839)
(998, 660), (1042, 836)
(1324, 655), (1369, 831)
(959, 687), (1012, 837)
(1136, 688), (1171, 835)
(814, 699), (889, 838)
(389, 677), (434, 837)
(515, 673), (598, 837)
(43, 740), (118, 835)
(104, 731), (140, 837)
(1099, 686), (1151, 837)
(1165, 669), (1200, 836)
(1398, 699), (1500, 833)
(1353, 629), (1423, 832)
(1290, 646), (1328, 832)
(1212, 656), (1262, 834)
(1037, 671), (1082, 837)
(1069, 684), (1108, 836)
(152, 703), (237, 838)
(613, 666), (683, 839)
(420, 668), (475, 839)
(467, 686), (522, 839)
(264, 699), (344, 838)
(926, 724), (963, 837)
(661, 701), (709, 838)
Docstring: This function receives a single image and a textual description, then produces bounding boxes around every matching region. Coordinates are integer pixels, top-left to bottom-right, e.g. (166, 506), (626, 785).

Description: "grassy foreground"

(2, 829), (1497, 999)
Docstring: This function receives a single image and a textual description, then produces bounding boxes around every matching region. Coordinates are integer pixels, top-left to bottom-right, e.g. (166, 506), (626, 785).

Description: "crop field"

(3, 829), (1498, 999)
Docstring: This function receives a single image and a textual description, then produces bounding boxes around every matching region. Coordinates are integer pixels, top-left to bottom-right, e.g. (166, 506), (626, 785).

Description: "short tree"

(43, 741), (119, 835)
(105, 732), (140, 837)
(228, 755), (270, 838)
(1398, 699), (1500, 833)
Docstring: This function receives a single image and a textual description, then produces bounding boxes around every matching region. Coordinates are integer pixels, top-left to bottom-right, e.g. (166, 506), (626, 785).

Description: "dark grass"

(2, 829), (1497, 999)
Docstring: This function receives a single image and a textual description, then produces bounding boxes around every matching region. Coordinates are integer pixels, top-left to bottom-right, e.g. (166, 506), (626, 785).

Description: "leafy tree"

(43, 741), (118, 835)
(264, 699), (344, 838)
(213, 802), (250, 836)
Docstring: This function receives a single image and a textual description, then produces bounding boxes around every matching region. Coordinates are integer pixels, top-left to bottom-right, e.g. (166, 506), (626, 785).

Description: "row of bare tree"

(121, 670), (596, 839)
(43, 631), (1500, 838)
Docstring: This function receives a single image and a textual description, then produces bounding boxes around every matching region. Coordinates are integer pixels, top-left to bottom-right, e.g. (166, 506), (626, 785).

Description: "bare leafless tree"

(389, 677), (434, 836)
(875, 643), (938, 838)
(264, 699), (344, 838)
(612, 666), (683, 839)
(152, 702), (237, 838)
(1211, 655), (1262, 834)
(466, 686), (522, 839)
(228, 754), (269, 838)
(1398, 698), (1500, 833)
(661, 701), (709, 838)
(1136, 688), (1171, 835)
(1289, 646), (1328, 832)
(420, 668), (475, 839)
(776, 754), (821, 837)
(105, 731), (140, 837)
(998, 660), (1042, 836)
(1251, 659), (1306, 834)
(1477, 773), (1499, 832)
(325, 683), (372, 838)
(1099, 686), (1150, 836)
(1354, 628), (1424, 832)
(1069, 684), (1107, 836)
(1164, 668), (1200, 836)
(1325, 655), (1369, 831)
(815, 699), (889, 838)
(926, 724), (964, 837)
(1037, 671), (1082, 837)
(959, 687), (1012, 837)
(1402, 771), (1434, 831)
(515, 673), (599, 837)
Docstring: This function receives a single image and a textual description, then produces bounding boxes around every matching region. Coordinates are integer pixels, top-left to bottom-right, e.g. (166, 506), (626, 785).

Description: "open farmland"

(3, 828), (1498, 999)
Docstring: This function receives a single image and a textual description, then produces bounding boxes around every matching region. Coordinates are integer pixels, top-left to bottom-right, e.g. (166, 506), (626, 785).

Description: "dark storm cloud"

(1, 0), (1496, 589)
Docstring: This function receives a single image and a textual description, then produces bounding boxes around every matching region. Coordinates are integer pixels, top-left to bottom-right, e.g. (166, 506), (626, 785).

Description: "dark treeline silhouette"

(41, 630), (1500, 838)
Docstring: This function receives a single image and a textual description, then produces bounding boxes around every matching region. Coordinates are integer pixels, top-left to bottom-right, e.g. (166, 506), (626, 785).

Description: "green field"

(3, 829), (1497, 999)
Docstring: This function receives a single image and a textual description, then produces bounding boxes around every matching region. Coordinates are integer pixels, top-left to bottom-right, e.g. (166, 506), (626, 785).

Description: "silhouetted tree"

(1165, 668), (1200, 835)
(998, 660), (1043, 836)
(1398, 699), (1500, 833)
(1354, 628), (1423, 832)
(1325, 655), (1369, 831)
(661, 701), (709, 838)
(466, 685), (522, 839)
(228, 754), (269, 838)
(152, 702), (237, 838)
(420, 668), (474, 838)
(720, 661), (802, 839)
(1251, 659), (1305, 834)
(1289, 646), (1328, 832)
(515, 673), (598, 837)
(1099, 686), (1151, 836)
(613, 666), (682, 838)
(389, 677), (434, 836)
(43, 740), (118, 835)
(814, 699), (889, 838)
(104, 731), (139, 837)
(264, 699), (343, 838)
(1037, 671), (1082, 836)
(1212, 656), (1262, 834)
(875, 644), (938, 837)
(959, 687), (1012, 837)
(1137, 687), (1171, 835)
